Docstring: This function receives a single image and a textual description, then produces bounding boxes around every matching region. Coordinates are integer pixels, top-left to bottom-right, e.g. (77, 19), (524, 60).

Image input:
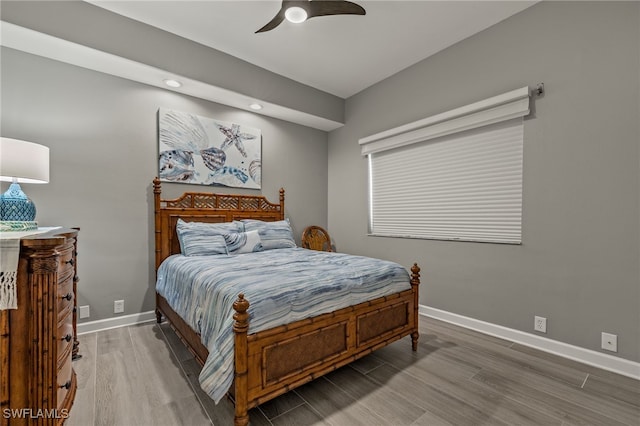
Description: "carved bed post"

(233, 294), (250, 426)
(410, 263), (421, 351)
(153, 178), (162, 269)
(279, 188), (285, 220)
(153, 178), (162, 323)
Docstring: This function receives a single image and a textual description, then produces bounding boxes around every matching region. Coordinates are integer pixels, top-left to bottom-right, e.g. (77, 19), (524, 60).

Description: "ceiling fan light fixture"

(285, 6), (307, 24)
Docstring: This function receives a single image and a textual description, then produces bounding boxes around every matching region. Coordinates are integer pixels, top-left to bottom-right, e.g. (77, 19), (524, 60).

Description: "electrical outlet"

(79, 305), (90, 319)
(114, 300), (124, 314)
(534, 316), (547, 333)
(601, 332), (617, 352)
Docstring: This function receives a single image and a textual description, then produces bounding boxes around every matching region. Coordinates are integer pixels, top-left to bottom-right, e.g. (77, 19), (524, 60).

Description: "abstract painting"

(158, 108), (262, 189)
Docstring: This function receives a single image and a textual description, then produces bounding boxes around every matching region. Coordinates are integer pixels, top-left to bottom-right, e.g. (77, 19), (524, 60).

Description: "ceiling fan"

(256, 0), (366, 33)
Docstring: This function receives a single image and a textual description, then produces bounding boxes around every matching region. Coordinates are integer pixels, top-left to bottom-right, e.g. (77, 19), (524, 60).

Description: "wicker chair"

(301, 225), (334, 252)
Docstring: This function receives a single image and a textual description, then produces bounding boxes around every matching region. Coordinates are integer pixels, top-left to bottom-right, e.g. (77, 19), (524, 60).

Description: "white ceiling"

(89, 0), (536, 98)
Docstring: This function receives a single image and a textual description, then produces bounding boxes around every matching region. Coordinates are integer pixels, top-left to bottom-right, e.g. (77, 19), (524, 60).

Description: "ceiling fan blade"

(308, 0), (366, 18)
(255, 8), (287, 33)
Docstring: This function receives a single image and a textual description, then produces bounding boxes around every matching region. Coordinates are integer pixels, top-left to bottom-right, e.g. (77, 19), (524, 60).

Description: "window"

(360, 87), (530, 244)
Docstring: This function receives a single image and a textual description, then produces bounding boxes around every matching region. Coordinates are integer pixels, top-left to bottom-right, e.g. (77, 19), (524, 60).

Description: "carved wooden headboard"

(153, 178), (285, 270)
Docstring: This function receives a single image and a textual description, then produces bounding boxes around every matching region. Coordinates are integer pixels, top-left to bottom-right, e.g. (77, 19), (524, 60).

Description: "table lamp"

(0, 137), (50, 232)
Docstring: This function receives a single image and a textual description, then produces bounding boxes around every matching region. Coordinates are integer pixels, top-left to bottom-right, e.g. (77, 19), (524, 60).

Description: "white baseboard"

(421, 305), (640, 380)
(77, 310), (156, 335)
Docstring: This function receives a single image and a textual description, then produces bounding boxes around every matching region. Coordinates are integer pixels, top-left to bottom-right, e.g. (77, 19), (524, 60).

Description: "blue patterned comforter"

(156, 247), (410, 403)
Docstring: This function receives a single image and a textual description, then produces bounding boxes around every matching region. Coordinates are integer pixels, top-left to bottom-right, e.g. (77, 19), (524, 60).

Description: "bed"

(152, 178), (420, 425)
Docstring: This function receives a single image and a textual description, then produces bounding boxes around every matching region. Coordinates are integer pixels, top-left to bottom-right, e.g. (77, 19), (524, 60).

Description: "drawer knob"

(65, 258), (75, 266)
(61, 334), (73, 342)
(61, 293), (73, 301)
(59, 380), (72, 390)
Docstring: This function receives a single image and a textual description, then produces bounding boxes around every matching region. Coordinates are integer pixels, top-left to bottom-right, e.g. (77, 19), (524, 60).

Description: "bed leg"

(410, 263), (421, 352)
(411, 331), (419, 351)
(155, 308), (162, 324)
(234, 414), (249, 426)
(233, 294), (250, 426)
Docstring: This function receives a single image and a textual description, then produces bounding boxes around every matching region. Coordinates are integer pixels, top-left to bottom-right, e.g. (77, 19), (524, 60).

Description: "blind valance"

(359, 86), (530, 156)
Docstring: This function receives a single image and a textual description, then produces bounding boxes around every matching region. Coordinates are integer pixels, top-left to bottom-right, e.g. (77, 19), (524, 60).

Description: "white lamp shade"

(0, 137), (50, 184)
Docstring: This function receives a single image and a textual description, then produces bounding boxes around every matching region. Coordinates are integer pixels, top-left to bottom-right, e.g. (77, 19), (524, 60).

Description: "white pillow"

(223, 230), (263, 254)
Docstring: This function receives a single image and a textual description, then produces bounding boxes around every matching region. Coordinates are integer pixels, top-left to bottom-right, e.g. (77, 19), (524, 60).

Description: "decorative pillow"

(176, 219), (239, 256)
(177, 218), (241, 235)
(223, 230), (263, 254)
(240, 219), (296, 250)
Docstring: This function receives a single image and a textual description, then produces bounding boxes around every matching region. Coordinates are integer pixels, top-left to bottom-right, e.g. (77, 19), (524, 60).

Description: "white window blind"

(361, 87), (529, 244)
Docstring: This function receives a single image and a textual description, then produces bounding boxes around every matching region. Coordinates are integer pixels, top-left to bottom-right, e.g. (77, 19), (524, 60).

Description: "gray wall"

(328, 2), (639, 362)
(1, 47), (328, 322)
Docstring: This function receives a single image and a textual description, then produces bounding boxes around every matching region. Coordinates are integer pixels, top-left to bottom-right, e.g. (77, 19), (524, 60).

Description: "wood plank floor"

(67, 316), (639, 425)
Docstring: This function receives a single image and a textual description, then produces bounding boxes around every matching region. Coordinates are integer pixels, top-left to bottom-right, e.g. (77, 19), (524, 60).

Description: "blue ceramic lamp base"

(0, 182), (38, 232)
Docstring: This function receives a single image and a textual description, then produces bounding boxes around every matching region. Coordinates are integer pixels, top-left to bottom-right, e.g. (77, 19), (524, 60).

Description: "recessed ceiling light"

(249, 103), (263, 111)
(284, 7), (307, 23)
(164, 79), (182, 88)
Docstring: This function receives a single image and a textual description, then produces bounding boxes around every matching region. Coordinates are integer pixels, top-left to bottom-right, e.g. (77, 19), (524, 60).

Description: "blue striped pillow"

(240, 219), (296, 250)
(176, 219), (239, 256)
(223, 230), (263, 254)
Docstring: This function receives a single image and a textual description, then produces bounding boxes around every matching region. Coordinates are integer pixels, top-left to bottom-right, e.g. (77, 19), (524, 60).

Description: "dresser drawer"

(57, 244), (75, 277)
(57, 313), (74, 365)
(56, 351), (73, 409)
(57, 275), (74, 322)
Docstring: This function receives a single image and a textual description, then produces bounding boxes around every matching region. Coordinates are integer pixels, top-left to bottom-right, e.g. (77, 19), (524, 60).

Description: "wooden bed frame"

(153, 178), (420, 426)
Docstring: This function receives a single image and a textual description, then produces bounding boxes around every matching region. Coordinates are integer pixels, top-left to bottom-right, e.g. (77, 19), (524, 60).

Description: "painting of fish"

(158, 108), (261, 189)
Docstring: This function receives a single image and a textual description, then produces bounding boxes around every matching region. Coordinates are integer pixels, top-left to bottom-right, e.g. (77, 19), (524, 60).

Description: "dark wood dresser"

(0, 228), (79, 425)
